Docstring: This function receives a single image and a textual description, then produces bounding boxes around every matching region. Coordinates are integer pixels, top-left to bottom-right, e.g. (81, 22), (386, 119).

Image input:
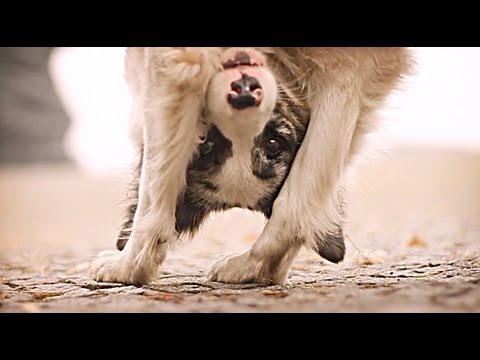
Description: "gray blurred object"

(0, 47), (72, 164)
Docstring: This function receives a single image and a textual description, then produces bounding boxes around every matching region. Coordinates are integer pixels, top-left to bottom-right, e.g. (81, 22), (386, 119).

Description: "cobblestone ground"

(1, 148), (479, 312)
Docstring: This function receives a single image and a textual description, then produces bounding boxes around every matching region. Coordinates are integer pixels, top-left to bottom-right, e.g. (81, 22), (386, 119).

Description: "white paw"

(207, 252), (273, 285)
(160, 48), (221, 88)
(89, 250), (136, 285)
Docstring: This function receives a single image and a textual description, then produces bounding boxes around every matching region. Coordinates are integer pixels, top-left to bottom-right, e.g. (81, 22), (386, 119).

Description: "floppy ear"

(264, 48), (413, 262)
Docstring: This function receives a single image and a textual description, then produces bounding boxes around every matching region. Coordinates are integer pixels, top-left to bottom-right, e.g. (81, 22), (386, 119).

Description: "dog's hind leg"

(209, 48), (413, 285)
(90, 47), (222, 285)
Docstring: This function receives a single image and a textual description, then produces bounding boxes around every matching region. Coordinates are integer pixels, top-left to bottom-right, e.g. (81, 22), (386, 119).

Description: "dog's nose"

(227, 73), (263, 110)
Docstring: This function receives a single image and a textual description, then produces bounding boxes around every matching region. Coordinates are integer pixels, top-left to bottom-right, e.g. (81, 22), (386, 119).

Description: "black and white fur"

(90, 47), (412, 286)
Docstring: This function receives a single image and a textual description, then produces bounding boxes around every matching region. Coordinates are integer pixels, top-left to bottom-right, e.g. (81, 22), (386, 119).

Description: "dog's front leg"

(90, 47), (221, 285)
(208, 81), (358, 285)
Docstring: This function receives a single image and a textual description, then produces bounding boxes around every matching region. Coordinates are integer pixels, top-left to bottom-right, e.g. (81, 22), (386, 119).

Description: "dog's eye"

(266, 138), (282, 158)
(200, 141), (214, 155)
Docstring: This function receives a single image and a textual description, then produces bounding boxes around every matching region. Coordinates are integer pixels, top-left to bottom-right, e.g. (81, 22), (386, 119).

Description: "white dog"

(90, 47), (412, 286)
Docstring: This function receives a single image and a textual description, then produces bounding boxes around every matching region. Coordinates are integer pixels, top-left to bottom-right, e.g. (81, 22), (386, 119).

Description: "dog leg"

(90, 47), (221, 285)
(116, 147), (143, 251)
(209, 48), (412, 285)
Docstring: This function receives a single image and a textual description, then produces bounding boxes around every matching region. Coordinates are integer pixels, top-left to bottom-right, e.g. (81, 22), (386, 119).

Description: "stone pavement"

(1, 148), (480, 312)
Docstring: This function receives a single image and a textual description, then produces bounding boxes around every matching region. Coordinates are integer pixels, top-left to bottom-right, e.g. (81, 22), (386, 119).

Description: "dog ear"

(312, 227), (346, 263)
(117, 238), (128, 251)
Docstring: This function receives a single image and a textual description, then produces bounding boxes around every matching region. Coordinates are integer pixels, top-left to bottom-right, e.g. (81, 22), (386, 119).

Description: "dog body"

(90, 47), (412, 286)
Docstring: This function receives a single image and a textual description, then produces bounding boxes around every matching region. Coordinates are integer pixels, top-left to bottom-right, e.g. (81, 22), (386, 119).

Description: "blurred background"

(1, 47), (479, 269)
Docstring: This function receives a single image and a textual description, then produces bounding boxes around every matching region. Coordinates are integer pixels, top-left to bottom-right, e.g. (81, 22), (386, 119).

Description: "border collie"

(90, 47), (412, 286)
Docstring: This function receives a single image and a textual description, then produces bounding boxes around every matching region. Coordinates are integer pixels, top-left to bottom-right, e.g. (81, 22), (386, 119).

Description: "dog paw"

(89, 250), (140, 285)
(152, 47), (221, 89)
(207, 252), (274, 285)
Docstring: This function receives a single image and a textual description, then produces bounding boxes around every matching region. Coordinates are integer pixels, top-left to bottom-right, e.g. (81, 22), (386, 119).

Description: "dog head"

(178, 48), (310, 229)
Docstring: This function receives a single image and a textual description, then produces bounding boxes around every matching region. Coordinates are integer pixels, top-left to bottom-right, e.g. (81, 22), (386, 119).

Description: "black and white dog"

(90, 47), (412, 286)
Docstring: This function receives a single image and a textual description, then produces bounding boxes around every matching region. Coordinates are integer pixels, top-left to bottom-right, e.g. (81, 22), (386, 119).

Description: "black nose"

(227, 73), (263, 110)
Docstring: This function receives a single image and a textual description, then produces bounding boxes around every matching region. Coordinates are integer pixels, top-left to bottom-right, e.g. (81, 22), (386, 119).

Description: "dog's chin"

(205, 66), (278, 140)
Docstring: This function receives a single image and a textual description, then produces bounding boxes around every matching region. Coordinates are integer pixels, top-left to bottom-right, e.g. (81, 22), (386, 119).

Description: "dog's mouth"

(222, 50), (264, 69)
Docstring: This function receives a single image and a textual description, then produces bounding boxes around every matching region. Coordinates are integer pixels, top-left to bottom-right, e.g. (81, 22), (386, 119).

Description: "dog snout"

(227, 73), (263, 110)
(206, 48), (277, 124)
